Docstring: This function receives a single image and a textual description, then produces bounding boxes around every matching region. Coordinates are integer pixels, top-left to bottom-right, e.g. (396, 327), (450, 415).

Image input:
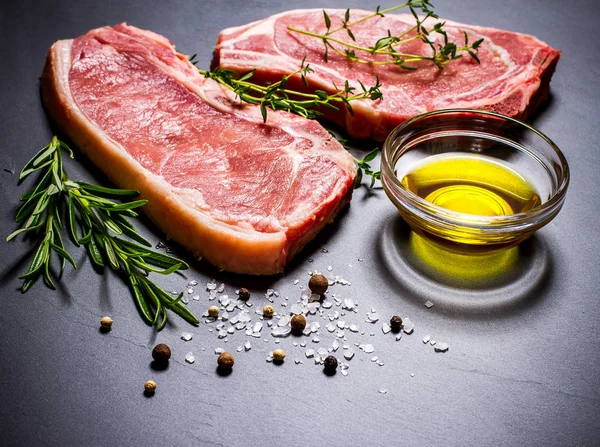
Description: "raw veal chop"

(41, 24), (356, 275)
(214, 9), (561, 141)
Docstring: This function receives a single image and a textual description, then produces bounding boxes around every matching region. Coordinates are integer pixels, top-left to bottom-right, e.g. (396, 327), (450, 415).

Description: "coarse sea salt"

(403, 317), (415, 334)
(434, 342), (449, 352)
(181, 332), (193, 341)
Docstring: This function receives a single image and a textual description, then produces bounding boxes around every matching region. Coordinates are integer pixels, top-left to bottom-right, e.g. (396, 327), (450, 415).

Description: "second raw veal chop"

(214, 9), (561, 141)
(41, 24), (356, 275)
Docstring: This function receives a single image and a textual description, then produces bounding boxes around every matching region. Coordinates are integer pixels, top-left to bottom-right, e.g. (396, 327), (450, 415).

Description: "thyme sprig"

(288, 2), (483, 70)
(355, 147), (381, 188)
(7, 137), (199, 330)
(195, 59), (382, 122)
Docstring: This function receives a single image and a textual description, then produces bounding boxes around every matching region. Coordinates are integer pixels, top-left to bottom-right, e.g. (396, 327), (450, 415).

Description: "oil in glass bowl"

(381, 109), (569, 254)
(400, 153), (541, 239)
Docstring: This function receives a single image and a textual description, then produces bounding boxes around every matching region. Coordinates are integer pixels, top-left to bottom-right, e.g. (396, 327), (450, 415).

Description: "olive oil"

(400, 154), (541, 217)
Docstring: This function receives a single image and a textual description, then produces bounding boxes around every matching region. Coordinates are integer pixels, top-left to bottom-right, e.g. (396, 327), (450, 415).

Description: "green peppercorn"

(144, 380), (157, 393)
(290, 314), (307, 333)
(208, 305), (220, 318)
(152, 343), (171, 363)
(217, 352), (235, 370)
(309, 274), (328, 295)
(323, 355), (338, 372)
(390, 315), (403, 333)
(238, 288), (251, 301)
(272, 349), (286, 362)
(263, 305), (275, 318)
(100, 316), (113, 330)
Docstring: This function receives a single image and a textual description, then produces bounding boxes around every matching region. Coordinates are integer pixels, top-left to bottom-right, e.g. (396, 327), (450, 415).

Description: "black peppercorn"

(323, 355), (338, 372)
(290, 314), (307, 333)
(238, 288), (251, 301)
(309, 274), (329, 295)
(390, 315), (403, 333)
(218, 352), (235, 370)
(152, 343), (172, 363)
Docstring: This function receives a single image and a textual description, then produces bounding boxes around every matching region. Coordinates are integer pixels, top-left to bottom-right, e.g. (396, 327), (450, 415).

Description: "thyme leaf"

(7, 137), (199, 330)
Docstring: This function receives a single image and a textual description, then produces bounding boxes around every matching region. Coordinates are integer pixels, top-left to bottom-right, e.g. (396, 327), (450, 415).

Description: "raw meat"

(41, 24), (356, 275)
(214, 9), (561, 141)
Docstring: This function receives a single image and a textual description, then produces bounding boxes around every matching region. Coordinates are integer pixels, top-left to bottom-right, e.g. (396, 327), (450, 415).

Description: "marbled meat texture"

(41, 24), (356, 275)
(214, 9), (561, 141)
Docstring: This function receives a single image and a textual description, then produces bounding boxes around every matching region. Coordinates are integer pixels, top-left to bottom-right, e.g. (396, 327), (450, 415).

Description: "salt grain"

(342, 298), (356, 310)
(271, 326), (292, 337)
(434, 342), (449, 352)
(403, 317), (415, 334)
(364, 344), (374, 354)
(185, 352), (195, 364)
(181, 332), (193, 341)
(278, 316), (290, 327)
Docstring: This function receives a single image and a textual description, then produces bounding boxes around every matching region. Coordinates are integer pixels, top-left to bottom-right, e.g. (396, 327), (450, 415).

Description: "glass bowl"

(381, 109), (570, 252)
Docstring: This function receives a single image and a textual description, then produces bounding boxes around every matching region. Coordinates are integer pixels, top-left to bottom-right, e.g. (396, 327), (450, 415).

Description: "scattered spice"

(100, 316), (113, 330)
(290, 314), (307, 333)
(217, 352), (235, 370)
(238, 288), (251, 301)
(208, 305), (220, 318)
(389, 316), (403, 333)
(308, 274), (328, 295)
(272, 349), (286, 362)
(323, 355), (338, 372)
(152, 343), (171, 363)
(144, 380), (157, 393)
(263, 305), (275, 318)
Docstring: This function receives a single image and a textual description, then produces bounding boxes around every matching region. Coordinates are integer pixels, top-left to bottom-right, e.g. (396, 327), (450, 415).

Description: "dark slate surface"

(1, 0), (599, 445)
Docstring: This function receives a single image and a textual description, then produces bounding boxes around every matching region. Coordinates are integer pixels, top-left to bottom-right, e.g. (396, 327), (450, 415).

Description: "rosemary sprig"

(288, 2), (483, 70)
(6, 138), (77, 292)
(196, 59), (382, 122)
(7, 137), (199, 330)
